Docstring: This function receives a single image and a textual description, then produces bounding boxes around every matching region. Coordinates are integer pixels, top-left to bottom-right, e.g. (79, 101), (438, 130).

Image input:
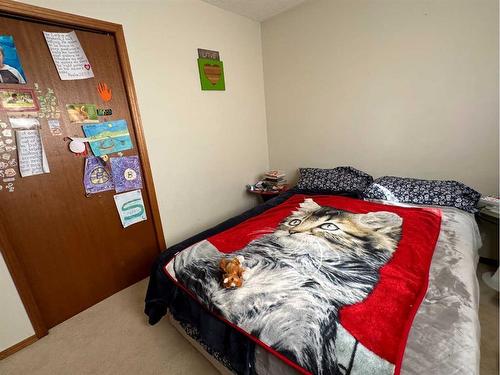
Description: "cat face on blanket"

(173, 198), (403, 374)
(275, 198), (402, 256)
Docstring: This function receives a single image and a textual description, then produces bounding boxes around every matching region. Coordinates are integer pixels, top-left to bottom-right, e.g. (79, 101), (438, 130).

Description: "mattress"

(145, 191), (481, 375)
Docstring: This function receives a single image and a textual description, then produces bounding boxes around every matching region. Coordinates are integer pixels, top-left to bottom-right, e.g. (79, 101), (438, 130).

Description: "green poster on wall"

(197, 58), (225, 91)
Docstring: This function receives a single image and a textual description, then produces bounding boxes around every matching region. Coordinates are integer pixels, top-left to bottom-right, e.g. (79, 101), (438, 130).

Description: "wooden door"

(0, 7), (164, 331)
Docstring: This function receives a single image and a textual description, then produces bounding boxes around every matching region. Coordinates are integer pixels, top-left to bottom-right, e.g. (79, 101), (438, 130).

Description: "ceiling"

(201, 0), (308, 21)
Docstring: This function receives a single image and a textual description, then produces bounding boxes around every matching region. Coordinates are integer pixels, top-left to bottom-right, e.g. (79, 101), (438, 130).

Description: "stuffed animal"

(219, 255), (245, 288)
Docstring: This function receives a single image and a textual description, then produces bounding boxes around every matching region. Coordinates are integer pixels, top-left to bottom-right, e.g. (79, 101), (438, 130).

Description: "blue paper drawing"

(82, 119), (132, 157)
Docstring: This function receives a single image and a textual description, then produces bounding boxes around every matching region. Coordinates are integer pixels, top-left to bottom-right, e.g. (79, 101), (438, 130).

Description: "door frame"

(0, 0), (166, 340)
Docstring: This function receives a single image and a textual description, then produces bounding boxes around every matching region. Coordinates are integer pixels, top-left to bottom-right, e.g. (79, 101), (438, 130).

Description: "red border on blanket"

(163, 195), (442, 374)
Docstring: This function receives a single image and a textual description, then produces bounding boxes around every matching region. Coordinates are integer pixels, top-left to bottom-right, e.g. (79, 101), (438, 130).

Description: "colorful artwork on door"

(83, 156), (114, 194)
(82, 119), (132, 156)
(114, 189), (147, 228)
(110, 155), (143, 193)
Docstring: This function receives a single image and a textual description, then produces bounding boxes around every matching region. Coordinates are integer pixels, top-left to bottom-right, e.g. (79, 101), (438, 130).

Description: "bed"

(145, 188), (481, 375)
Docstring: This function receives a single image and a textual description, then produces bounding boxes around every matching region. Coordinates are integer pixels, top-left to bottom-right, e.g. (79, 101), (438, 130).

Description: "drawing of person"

(0, 46), (26, 84)
(7, 93), (18, 104)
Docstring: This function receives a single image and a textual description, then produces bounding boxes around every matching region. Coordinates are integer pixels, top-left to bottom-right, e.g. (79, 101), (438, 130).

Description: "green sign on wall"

(198, 58), (225, 91)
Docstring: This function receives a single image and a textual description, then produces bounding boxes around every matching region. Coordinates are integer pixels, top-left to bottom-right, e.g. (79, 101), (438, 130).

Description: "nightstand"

(247, 186), (289, 203)
(477, 207), (499, 262)
(476, 207), (499, 291)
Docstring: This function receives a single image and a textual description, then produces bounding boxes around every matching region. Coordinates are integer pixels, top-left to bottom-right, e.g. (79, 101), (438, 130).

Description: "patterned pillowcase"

(297, 167), (373, 194)
(362, 176), (481, 213)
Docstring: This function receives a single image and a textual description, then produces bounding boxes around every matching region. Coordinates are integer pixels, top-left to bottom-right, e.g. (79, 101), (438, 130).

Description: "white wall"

(0, 254), (35, 351)
(262, 0), (499, 195)
(2, 0), (268, 350)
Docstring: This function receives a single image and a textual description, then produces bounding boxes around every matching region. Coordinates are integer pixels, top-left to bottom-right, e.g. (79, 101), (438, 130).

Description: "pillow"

(297, 167), (373, 194)
(362, 176), (481, 213)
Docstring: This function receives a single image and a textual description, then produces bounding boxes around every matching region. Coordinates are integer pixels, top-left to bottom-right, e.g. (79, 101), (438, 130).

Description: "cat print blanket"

(164, 195), (442, 375)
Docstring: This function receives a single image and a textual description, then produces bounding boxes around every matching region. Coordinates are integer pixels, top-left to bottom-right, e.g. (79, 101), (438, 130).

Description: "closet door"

(0, 12), (164, 329)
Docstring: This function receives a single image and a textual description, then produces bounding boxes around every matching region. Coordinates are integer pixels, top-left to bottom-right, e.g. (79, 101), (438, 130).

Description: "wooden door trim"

(0, 0), (166, 342)
(0, 1), (121, 33)
(113, 27), (167, 252)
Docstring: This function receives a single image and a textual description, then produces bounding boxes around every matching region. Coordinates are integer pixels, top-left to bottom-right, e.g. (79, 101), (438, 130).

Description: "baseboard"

(0, 335), (38, 360)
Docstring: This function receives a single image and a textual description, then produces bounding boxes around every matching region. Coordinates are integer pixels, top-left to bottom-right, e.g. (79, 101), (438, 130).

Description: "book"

(264, 170), (285, 179)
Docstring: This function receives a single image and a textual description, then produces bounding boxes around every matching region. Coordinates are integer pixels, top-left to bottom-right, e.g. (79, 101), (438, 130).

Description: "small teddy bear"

(219, 255), (245, 288)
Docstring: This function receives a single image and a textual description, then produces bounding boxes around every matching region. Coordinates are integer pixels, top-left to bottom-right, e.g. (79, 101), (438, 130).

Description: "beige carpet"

(0, 279), (218, 375)
(1, 265), (498, 375)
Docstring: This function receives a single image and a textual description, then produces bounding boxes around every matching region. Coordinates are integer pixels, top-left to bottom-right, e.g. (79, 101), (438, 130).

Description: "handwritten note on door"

(43, 31), (94, 80)
(16, 130), (50, 177)
(114, 190), (147, 228)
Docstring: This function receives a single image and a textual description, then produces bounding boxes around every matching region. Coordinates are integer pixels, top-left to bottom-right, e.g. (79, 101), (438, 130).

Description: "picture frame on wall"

(0, 87), (39, 111)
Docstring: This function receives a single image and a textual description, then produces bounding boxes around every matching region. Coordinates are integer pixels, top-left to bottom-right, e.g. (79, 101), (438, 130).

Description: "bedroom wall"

(262, 0), (499, 195)
(3, 0), (268, 350)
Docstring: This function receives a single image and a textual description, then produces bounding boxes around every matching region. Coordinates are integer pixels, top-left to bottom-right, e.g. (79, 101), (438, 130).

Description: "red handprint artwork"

(97, 82), (112, 102)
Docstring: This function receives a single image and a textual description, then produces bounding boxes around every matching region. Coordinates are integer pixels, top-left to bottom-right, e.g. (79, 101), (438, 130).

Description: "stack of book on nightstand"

(263, 170), (287, 190)
(247, 170), (288, 192)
